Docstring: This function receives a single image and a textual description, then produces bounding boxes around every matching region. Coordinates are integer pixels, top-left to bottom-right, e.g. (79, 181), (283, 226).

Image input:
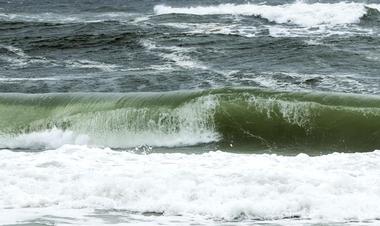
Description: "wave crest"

(1, 88), (380, 152)
(154, 2), (378, 27)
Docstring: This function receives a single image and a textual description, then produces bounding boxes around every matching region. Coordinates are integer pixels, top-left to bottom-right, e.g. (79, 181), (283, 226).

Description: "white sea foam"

(141, 39), (236, 79)
(0, 122), (217, 150)
(0, 77), (59, 82)
(154, 2), (378, 27)
(0, 145), (380, 225)
(267, 24), (374, 37)
(64, 59), (120, 72)
(0, 128), (90, 150)
(141, 39), (209, 70)
(161, 21), (374, 38)
(240, 72), (380, 95)
(163, 22), (259, 37)
(0, 95), (220, 149)
(0, 12), (138, 24)
(0, 12), (80, 23)
(368, 4), (380, 12)
(0, 44), (50, 67)
(0, 44), (120, 71)
(0, 44), (28, 58)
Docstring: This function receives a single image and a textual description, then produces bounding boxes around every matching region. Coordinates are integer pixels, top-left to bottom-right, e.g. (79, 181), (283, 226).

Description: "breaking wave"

(1, 88), (380, 152)
(154, 2), (380, 27)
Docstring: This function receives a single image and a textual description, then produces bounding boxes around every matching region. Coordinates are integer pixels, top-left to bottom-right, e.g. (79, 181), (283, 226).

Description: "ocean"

(1, 0), (380, 225)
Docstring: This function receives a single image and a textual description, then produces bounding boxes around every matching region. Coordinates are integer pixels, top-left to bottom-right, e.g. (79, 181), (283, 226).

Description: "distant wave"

(0, 12), (139, 24)
(154, 2), (380, 27)
(1, 88), (380, 152)
(1, 2), (378, 27)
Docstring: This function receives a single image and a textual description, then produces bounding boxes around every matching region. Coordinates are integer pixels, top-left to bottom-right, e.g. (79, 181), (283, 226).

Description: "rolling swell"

(1, 88), (380, 153)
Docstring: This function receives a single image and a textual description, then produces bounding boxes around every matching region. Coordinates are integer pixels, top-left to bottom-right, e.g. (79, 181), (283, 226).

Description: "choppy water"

(1, 0), (380, 225)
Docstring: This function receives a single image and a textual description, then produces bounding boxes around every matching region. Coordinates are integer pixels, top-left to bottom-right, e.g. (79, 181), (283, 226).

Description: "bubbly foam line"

(0, 77), (59, 82)
(154, 2), (377, 27)
(0, 128), (89, 150)
(0, 44), (120, 71)
(0, 44), (27, 58)
(0, 12), (138, 24)
(141, 39), (235, 78)
(1, 145), (380, 223)
(0, 44), (42, 67)
(141, 40), (209, 70)
(0, 95), (220, 149)
(162, 22), (259, 38)
(368, 4), (380, 12)
(63, 59), (120, 72)
(246, 72), (380, 95)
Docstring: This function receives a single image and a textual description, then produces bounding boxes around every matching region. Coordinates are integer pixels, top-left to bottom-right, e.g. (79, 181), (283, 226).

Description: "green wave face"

(1, 88), (380, 153)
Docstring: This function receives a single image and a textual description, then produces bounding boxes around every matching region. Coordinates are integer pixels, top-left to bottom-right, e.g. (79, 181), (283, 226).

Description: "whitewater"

(1, 145), (380, 225)
(154, 2), (369, 27)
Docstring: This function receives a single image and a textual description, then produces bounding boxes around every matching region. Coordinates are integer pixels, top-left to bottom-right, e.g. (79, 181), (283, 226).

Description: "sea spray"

(1, 88), (380, 152)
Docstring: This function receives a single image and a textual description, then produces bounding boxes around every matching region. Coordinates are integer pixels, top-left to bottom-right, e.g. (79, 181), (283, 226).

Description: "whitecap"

(154, 2), (375, 27)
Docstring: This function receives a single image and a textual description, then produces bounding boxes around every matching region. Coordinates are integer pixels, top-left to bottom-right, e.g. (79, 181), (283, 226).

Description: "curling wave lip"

(1, 88), (380, 153)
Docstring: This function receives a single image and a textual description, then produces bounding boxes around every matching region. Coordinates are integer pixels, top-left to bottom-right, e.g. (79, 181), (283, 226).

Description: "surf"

(1, 88), (380, 153)
(154, 2), (380, 27)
